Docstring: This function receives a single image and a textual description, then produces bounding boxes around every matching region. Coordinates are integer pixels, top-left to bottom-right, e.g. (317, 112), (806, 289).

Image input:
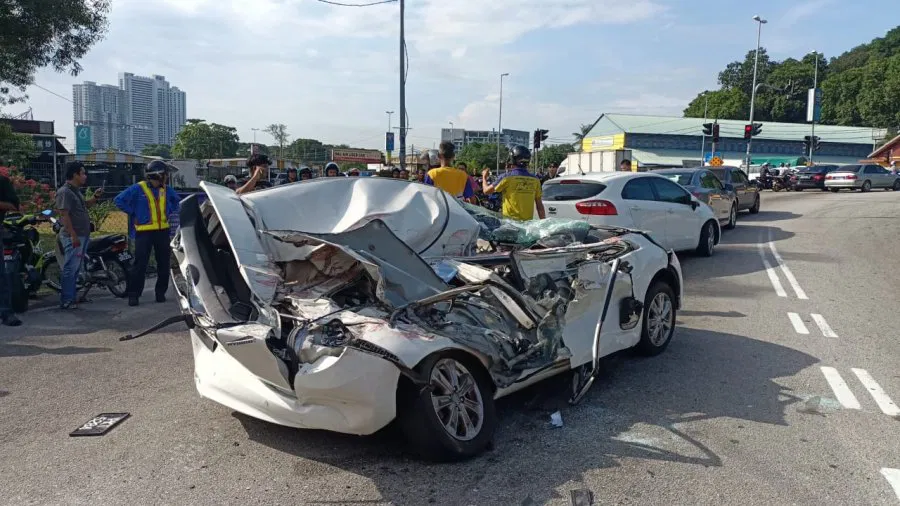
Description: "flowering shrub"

(0, 166), (56, 215)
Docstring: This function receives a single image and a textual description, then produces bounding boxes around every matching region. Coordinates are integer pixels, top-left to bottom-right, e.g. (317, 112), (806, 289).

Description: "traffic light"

(702, 123), (713, 136)
(712, 123), (720, 143)
(751, 123), (762, 136)
(744, 124), (753, 140)
(540, 129), (549, 143)
(812, 135), (821, 152)
(803, 135), (812, 154)
(802, 135), (821, 153)
(533, 130), (541, 150)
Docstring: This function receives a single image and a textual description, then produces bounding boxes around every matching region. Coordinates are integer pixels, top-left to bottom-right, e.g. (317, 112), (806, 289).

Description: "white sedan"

(161, 177), (684, 461)
(542, 172), (721, 256)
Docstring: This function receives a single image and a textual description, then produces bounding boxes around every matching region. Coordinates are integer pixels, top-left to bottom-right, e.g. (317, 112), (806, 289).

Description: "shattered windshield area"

(461, 202), (613, 247)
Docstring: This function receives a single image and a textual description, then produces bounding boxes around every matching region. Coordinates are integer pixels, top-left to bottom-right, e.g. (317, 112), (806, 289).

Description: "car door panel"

(699, 171), (729, 221)
(621, 178), (670, 248)
(649, 178), (700, 250)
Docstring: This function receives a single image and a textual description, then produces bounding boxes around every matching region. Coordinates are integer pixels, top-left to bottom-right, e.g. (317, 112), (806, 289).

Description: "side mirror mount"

(690, 200), (700, 211)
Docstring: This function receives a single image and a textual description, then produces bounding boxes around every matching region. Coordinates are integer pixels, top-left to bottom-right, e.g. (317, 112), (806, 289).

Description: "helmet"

(223, 175), (237, 184)
(324, 162), (340, 176)
(508, 145), (531, 166)
(420, 149), (440, 169)
(146, 160), (169, 180)
(298, 167), (312, 179)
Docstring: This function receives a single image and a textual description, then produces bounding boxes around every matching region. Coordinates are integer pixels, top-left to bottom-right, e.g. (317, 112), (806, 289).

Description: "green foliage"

(140, 144), (172, 158)
(571, 124), (593, 151)
(684, 25), (900, 128)
(0, 0), (110, 106)
(0, 123), (35, 167)
(456, 142), (502, 173)
(0, 165), (55, 214)
(85, 189), (115, 227)
(532, 144), (570, 170)
(172, 119), (241, 159)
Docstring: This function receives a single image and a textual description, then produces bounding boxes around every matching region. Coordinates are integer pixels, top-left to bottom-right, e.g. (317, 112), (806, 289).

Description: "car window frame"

(620, 177), (658, 202)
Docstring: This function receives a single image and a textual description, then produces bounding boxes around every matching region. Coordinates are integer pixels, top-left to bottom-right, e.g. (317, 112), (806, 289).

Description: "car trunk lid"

(542, 179), (609, 219)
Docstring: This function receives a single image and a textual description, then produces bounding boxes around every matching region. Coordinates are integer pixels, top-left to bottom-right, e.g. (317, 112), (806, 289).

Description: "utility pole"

(386, 110), (394, 166)
(700, 93), (709, 161)
(745, 15), (767, 170)
(496, 73), (509, 174)
(398, 0), (407, 172)
(809, 51), (819, 164)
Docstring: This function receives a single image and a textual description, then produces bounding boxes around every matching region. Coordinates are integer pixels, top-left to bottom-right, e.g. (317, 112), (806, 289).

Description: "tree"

(140, 144), (172, 158)
(456, 142), (502, 173)
(289, 138), (329, 160)
(571, 124), (593, 152)
(683, 88), (749, 120)
(532, 144), (571, 170)
(0, 0), (111, 107)
(171, 119), (240, 159)
(0, 123), (35, 167)
(264, 123), (289, 159)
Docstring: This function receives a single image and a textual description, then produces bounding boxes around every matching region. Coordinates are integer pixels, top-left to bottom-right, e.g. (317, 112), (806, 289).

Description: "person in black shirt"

(0, 174), (22, 326)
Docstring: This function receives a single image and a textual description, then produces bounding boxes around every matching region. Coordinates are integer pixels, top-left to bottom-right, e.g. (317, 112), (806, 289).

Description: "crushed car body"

(169, 177), (684, 460)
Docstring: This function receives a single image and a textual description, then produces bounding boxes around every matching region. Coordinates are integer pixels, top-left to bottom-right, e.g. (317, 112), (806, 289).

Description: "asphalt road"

(2, 188), (899, 505)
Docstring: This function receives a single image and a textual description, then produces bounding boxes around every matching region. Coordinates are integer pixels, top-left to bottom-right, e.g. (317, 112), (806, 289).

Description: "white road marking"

(766, 239), (808, 300)
(787, 312), (809, 334)
(820, 367), (861, 409)
(852, 368), (900, 416)
(811, 314), (838, 338)
(758, 243), (787, 297)
(881, 468), (900, 501)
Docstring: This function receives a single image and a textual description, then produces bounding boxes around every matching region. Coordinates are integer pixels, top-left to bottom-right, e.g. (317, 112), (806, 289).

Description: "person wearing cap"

(114, 160), (181, 306)
(324, 162), (341, 177)
(223, 174), (238, 191)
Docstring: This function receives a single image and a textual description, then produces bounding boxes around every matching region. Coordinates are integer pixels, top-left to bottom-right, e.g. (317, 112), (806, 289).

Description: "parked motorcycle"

(2, 211), (55, 313)
(44, 214), (133, 300)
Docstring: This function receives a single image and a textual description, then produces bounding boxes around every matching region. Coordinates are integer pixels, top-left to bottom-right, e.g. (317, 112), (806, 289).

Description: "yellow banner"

(583, 134), (625, 152)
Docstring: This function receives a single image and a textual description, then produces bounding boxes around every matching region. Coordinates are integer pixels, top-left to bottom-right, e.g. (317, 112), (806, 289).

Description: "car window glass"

(621, 178), (656, 201)
(700, 172), (723, 190)
(710, 168), (727, 181)
(872, 165), (888, 174)
(650, 178), (690, 205)
(734, 171), (748, 184)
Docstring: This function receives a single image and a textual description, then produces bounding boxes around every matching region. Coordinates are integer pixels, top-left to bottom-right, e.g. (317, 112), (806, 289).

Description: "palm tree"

(572, 123), (593, 152)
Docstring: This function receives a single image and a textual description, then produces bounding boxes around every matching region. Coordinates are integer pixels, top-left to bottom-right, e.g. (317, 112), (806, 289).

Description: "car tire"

(861, 180), (872, 192)
(892, 180), (900, 191)
(749, 194), (760, 214)
(724, 203), (737, 230)
(830, 188), (839, 193)
(398, 353), (497, 462)
(635, 281), (676, 356)
(695, 220), (716, 257)
(795, 188), (803, 192)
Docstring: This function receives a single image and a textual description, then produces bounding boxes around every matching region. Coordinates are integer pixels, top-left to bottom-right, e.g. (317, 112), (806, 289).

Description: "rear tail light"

(847, 174), (857, 180)
(813, 174), (824, 180)
(575, 200), (617, 215)
(559, 180), (582, 185)
(3, 249), (13, 256)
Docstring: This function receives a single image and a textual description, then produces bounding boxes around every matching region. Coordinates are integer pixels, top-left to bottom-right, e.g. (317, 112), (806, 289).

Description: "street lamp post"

(449, 120), (454, 149)
(745, 15), (767, 170)
(809, 51), (819, 164)
(398, 0), (407, 172)
(386, 111), (394, 132)
(496, 72), (509, 174)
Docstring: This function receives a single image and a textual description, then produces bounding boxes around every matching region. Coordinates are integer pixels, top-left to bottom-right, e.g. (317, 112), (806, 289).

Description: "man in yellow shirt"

(481, 145), (545, 221)
(423, 142), (477, 202)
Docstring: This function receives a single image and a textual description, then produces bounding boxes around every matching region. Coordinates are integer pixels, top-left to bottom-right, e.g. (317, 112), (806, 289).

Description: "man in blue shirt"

(114, 160), (181, 306)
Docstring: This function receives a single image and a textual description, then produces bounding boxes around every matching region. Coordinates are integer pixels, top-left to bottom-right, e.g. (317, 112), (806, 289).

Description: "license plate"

(118, 252), (132, 261)
(801, 176), (811, 180)
(3, 255), (12, 261)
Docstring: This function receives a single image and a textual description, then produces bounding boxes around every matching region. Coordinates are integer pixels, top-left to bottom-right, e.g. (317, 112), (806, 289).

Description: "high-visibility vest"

(135, 180), (169, 232)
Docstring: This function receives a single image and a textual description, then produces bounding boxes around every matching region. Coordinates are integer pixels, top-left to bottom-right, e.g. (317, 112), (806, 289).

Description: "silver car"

(825, 164), (900, 192)
(652, 168), (738, 230)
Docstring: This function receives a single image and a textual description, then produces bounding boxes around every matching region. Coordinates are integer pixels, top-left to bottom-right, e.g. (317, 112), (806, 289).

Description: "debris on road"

(69, 413), (131, 437)
(550, 410), (564, 428)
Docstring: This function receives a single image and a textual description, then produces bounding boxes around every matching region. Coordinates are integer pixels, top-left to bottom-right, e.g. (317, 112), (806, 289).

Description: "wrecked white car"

(165, 178), (683, 461)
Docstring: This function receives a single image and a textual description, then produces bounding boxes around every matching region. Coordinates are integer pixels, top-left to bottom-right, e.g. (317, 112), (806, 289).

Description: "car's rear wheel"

(861, 180), (872, 192)
(749, 194), (760, 214)
(830, 188), (839, 193)
(695, 221), (715, 257)
(399, 353), (497, 462)
(636, 281), (676, 356)
(892, 180), (900, 191)
(724, 203), (737, 230)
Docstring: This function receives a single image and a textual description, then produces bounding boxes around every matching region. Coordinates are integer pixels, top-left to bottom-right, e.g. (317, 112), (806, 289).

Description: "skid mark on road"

(881, 468), (900, 501)
(820, 367), (899, 415)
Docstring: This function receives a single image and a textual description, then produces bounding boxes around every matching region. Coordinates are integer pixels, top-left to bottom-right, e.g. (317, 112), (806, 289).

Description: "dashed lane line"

(766, 238), (808, 300)
(852, 368), (900, 417)
(787, 312), (810, 334)
(820, 367), (862, 410)
(758, 243), (787, 297)
(881, 468), (900, 502)
(811, 313), (838, 338)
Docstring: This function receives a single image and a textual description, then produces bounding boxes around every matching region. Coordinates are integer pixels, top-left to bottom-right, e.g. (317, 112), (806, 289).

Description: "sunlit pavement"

(1, 189), (899, 505)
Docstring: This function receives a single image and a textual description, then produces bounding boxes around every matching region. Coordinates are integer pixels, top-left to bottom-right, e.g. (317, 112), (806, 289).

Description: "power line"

(32, 83), (73, 103)
(314, 0), (396, 6)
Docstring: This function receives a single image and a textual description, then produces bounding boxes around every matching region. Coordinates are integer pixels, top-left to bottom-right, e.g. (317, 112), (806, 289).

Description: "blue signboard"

(385, 132), (395, 152)
(704, 151), (722, 162)
(75, 125), (92, 154)
(807, 88), (823, 122)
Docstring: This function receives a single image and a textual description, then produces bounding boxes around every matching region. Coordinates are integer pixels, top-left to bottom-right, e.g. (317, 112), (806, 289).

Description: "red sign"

(331, 148), (383, 164)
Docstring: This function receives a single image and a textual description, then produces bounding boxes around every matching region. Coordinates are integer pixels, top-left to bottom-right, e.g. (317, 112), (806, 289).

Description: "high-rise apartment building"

(73, 73), (187, 153)
(440, 128), (529, 152)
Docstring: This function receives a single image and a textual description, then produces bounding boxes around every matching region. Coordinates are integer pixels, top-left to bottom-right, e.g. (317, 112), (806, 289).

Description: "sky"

(13, 0), (900, 152)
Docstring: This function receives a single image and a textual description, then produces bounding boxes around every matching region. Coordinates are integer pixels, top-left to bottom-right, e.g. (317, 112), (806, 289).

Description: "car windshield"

(836, 165), (861, 173)
(542, 180), (607, 201)
(659, 172), (694, 185)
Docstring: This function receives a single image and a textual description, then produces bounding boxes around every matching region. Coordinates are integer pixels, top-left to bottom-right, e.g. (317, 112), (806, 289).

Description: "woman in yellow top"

(481, 145), (546, 221)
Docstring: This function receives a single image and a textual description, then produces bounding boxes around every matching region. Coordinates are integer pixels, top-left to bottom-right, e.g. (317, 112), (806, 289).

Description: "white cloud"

(780, 0), (834, 27)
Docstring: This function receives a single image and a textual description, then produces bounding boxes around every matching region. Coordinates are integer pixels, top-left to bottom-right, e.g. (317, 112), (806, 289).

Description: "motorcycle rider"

(299, 167), (313, 180)
(55, 162), (103, 309)
(114, 160), (181, 306)
(481, 145), (546, 221)
(324, 162), (341, 177)
(223, 174), (238, 191)
(0, 171), (21, 325)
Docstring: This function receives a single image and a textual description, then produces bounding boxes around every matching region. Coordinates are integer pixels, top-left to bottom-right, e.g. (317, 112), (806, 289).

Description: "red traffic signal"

(744, 124), (753, 140)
